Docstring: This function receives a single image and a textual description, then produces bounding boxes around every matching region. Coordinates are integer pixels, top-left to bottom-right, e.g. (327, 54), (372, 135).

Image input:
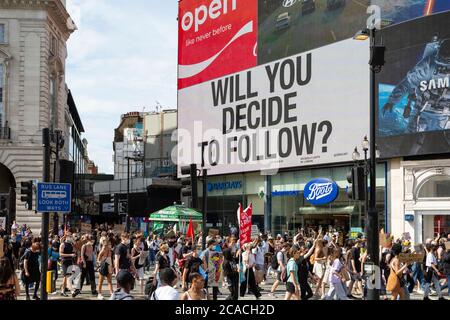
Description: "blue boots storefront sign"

(304, 178), (339, 205)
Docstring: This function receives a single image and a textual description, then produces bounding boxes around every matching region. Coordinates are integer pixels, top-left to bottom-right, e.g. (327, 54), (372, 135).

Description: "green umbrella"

(149, 205), (203, 223)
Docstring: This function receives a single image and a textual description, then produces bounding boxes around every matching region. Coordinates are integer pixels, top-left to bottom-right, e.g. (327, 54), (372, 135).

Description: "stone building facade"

(0, 0), (75, 231)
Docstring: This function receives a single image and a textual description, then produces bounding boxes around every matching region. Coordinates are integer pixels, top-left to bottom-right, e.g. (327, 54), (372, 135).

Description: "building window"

(418, 175), (450, 199)
(0, 24), (5, 43)
(50, 35), (58, 56)
(0, 64), (4, 126)
(49, 77), (57, 129)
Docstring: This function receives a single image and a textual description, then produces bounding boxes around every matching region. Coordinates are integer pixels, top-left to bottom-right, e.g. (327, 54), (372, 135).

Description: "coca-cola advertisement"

(178, 0), (258, 89)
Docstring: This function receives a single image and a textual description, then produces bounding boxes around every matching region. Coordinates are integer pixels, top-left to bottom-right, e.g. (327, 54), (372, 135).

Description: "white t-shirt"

(426, 252), (437, 267)
(242, 251), (255, 271)
(277, 251), (286, 272)
(252, 246), (265, 266)
(151, 286), (180, 300)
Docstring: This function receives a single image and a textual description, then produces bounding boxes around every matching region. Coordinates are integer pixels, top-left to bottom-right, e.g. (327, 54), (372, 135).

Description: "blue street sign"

(37, 183), (72, 213)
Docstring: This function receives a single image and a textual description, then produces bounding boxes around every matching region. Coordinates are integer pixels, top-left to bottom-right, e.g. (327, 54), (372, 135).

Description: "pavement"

(16, 267), (447, 301)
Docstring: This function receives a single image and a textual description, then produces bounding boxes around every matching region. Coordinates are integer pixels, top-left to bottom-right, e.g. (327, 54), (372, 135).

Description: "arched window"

(418, 175), (450, 199)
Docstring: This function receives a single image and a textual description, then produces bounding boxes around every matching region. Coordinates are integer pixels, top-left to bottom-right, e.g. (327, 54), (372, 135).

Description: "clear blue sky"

(66, 0), (178, 174)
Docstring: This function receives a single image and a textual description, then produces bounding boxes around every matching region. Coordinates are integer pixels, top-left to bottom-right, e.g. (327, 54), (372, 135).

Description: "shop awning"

(149, 205), (203, 222)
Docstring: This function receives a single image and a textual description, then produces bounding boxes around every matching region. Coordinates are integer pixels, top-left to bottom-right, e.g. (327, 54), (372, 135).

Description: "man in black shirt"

(348, 240), (362, 299)
(114, 232), (135, 276)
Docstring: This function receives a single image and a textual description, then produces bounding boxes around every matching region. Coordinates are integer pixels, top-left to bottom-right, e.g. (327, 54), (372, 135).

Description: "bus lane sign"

(37, 183), (72, 213)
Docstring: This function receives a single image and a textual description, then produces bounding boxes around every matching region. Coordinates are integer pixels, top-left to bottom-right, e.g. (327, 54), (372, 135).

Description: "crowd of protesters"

(0, 221), (449, 301)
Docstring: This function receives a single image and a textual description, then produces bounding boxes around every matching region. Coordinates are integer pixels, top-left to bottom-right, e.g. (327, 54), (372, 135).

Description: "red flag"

(186, 218), (194, 240)
(239, 203), (252, 247)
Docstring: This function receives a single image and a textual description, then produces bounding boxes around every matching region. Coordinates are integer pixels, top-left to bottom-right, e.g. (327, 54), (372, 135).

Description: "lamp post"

(354, 26), (385, 300)
(125, 154), (144, 233)
(353, 137), (370, 234)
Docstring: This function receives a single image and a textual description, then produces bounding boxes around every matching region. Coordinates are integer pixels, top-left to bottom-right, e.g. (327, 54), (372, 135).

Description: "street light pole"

(126, 157), (131, 233)
(367, 27), (380, 301)
(354, 26), (385, 300)
(202, 168), (208, 251)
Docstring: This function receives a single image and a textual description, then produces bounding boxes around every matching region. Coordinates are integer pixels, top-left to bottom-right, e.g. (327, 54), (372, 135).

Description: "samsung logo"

(208, 181), (242, 192)
(304, 178), (339, 205)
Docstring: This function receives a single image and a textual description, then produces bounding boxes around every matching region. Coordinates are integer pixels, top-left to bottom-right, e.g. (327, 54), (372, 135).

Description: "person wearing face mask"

(59, 232), (77, 297)
(114, 232), (134, 276)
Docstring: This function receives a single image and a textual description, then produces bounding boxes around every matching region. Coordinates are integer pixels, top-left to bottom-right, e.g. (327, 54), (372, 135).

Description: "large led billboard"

(177, 0), (450, 175)
(377, 10), (450, 158)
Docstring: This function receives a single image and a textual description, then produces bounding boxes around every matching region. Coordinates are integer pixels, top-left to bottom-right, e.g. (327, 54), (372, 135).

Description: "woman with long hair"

(285, 247), (301, 300)
(97, 238), (114, 300)
(386, 243), (409, 300)
(325, 247), (348, 300)
(0, 257), (20, 300)
(222, 248), (239, 300)
(312, 239), (327, 298)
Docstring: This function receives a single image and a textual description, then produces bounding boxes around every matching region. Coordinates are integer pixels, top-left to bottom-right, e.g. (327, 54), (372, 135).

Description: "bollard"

(46, 270), (55, 294)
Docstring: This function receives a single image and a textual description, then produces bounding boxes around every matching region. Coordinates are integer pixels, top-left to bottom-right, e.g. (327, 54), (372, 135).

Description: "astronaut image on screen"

(382, 37), (450, 150)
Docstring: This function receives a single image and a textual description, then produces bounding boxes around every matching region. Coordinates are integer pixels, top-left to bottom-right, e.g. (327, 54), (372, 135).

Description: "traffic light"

(347, 167), (366, 201)
(181, 164), (198, 209)
(20, 180), (33, 210)
(119, 201), (127, 214)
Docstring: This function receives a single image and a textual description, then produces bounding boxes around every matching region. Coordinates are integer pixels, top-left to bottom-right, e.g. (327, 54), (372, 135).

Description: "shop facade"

(200, 163), (387, 237)
(390, 158), (450, 245)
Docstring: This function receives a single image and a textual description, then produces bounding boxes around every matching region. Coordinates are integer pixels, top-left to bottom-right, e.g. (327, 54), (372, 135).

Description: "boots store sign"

(304, 178), (339, 205)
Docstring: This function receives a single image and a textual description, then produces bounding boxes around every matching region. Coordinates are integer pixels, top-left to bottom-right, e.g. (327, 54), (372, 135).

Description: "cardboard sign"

(251, 225), (260, 239)
(379, 229), (393, 248)
(399, 253), (425, 264)
(338, 232), (344, 247)
(113, 224), (125, 235)
(80, 223), (91, 234)
(0, 238), (4, 258)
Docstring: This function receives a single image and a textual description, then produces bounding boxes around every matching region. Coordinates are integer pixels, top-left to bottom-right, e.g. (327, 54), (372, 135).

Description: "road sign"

(37, 183), (71, 213)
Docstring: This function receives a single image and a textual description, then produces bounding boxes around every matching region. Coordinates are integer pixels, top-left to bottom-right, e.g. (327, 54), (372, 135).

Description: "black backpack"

(271, 253), (279, 270)
(144, 276), (157, 298)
